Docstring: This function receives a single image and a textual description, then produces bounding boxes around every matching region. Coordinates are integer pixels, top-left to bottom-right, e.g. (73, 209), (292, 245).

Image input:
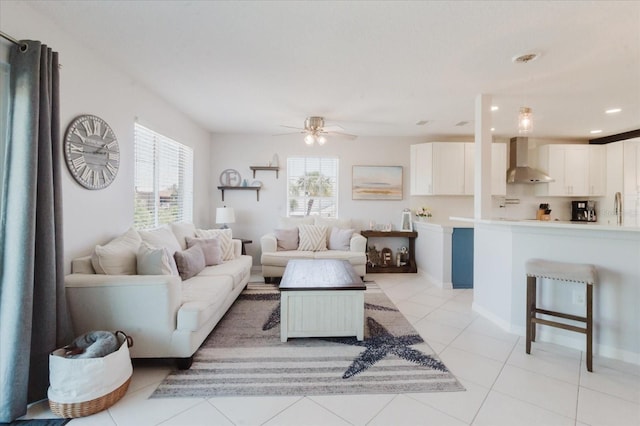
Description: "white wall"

(3, 2), (212, 273)
(209, 134), (423, 263)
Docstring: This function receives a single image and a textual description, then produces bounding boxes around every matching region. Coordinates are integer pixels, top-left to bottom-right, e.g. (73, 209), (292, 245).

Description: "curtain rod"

(0, 30), (28, 51)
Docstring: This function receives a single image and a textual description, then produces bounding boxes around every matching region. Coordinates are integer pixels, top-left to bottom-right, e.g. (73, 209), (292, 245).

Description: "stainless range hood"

(506, 137), (554, 184)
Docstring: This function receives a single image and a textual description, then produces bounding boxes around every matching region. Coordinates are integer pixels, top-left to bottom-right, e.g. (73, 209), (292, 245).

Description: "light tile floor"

(23, 273), (640, 425)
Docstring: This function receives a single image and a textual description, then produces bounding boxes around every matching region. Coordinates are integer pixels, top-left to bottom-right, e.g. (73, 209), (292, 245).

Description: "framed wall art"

(352, 165), (403, 200)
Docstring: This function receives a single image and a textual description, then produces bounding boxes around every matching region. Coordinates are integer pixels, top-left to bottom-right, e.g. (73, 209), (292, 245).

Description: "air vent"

(455, 121), (469, 127)
(512, 53), (539, 64)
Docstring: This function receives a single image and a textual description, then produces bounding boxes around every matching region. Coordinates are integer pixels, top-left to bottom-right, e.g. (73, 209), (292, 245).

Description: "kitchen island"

(453, 217), (640, 365)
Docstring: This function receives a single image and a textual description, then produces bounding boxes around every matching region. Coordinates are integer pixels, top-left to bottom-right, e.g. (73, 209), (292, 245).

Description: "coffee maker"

(571, 200), (597, 222)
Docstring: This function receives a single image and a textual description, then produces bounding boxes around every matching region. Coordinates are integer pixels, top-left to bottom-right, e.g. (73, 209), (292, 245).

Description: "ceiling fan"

(277, 116), (358, 145)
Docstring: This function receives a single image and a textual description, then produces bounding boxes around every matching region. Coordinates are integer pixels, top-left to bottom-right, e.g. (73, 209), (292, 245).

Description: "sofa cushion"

(261, 250), (315, 267)
(328, 227), (354, 251)
(313, 250), (367, 264)
(275, 228), (299, 251)
(195, 228), (234, 260)
(91, 227), (141, 275)
(277, 216), (314, 229)
(138, 225), (182, 255)
(137, 242), (179, 275)
(174, 245), (206, 280)
(197, 255), (252, 289)
(186, 236), (223, 266)
(178, 275), (233, 332)
(171, 222), (197, 250)
(298, 224), (328, 251)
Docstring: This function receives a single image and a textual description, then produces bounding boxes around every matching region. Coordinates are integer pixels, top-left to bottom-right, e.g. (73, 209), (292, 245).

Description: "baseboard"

(417, 268), (452, 289)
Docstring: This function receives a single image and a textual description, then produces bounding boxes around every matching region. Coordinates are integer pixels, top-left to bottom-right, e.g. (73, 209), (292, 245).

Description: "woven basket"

(49, 376), (131, 418)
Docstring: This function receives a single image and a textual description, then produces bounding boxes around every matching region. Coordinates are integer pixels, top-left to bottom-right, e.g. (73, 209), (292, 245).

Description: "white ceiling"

(25, 0), (640, 140)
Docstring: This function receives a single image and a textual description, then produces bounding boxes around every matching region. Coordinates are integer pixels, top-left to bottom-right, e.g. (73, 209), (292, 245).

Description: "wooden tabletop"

(279, 259), (365, 291)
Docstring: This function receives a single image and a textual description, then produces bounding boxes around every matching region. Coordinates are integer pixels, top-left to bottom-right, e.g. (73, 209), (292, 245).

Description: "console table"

(360, 230), (418, 273)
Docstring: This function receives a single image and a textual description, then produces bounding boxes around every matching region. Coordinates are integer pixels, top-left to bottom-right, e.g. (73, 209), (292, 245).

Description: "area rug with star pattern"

(151, 282), (465, 398)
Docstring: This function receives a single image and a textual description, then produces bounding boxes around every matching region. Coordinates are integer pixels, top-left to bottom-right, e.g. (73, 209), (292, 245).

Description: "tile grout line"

(467, 331), (519, 426)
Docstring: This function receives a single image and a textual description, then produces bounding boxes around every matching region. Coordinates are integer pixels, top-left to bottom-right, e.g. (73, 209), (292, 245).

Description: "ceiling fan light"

(518, 107), (533, 133)
(304, 133), (315, 145)
(317, 135), (326, 145)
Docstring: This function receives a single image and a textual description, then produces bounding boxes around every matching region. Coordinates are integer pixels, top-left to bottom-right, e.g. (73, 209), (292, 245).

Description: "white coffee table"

(279, 259), (366, 342)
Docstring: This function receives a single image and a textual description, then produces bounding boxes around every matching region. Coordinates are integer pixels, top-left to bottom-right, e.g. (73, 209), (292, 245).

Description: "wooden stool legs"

(525, 276), (536, 354)
(586, 284), (593, 372)
(525, 275), (593, 372)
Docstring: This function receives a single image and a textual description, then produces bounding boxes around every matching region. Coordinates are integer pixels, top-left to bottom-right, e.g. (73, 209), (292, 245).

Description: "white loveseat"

(260, 217), (367, 281)
(64, 222), (252, 368)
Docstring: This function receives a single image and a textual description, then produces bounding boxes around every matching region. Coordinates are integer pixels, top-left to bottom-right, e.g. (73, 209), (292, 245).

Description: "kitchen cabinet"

(464, 143), (507, 196)
(623, 138), (640, 226)
(623, 139), (640, 195)
(588, 145), (606, 196)
(535, 144), (597, 197)
(410, 142), (465, 195)
(411, 142), (506, 196)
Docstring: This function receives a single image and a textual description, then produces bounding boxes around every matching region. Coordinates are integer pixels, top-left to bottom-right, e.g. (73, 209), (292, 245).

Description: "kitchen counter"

(464, 216), (640, 364)
(450, 216), (640, 233)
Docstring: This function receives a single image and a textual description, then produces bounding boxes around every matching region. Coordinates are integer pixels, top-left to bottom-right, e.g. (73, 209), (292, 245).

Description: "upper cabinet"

(535, 144), (605, 197)
(410, 142), (507, 196)
(410, 142), (465, 195)
(465, 143), (507, 196)
(623, 138), (640, 195)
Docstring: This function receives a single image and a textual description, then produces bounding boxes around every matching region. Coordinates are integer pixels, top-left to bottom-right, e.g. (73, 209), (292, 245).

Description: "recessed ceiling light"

(605, 108), (621, 114)
(490, 127), (495, 131)
(416, 120), (429, 126)
(491, 106), (499, 111)
(590, 130), (603, 134)
(455, 121), (469, 127)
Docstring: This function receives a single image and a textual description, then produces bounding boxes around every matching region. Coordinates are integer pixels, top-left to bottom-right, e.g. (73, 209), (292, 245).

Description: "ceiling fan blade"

(273, 131), (304, 136)
(326, 131), (358, 140)
(280, 125), (305, 130)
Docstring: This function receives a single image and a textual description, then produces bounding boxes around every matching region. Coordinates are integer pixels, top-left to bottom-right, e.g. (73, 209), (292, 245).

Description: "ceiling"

(24, 0), (640, 140)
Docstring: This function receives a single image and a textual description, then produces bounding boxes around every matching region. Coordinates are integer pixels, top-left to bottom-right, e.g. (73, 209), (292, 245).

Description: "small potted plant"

(415, 207), (433, 221)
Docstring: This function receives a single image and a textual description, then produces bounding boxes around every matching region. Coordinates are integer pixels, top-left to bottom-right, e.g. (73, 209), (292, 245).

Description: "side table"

(360, 230), (418, 273)
(239, 238), (252, 255)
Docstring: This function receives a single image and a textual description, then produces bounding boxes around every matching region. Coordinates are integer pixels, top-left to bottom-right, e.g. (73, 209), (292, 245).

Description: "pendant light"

(518, 107), (533, 133)
(512, 52), (539, 134)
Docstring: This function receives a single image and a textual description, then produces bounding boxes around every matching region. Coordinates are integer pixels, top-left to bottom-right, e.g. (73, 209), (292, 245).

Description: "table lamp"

(216, 206), (235, 229)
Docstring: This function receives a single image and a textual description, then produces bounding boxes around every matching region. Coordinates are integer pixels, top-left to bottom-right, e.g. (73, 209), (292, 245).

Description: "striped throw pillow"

(194, 228), (234, 260)
(297, 225), (328, 251)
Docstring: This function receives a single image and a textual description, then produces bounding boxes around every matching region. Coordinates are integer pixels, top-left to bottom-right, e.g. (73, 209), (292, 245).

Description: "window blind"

(287, 157), (338, 217)
(134, 123), (193, 229)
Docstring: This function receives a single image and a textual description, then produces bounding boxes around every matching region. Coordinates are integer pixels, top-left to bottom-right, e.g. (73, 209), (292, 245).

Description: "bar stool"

(525, 258), (597, 372)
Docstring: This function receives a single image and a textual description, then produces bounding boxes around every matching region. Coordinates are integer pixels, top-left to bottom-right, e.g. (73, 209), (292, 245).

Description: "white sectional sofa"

(260, 217), (367, 281)
(64, 222), (251, 369)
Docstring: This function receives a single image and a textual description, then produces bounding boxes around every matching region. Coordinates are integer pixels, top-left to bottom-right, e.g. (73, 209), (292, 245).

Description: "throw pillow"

(274, 228), (299, 251)
(91, 227), (142, 275)
(138, 225), (182, 255)
(314, 217), (352, 246)
(174, 244), (206, 281)
(329, 227), (354, 251)
(170, 222), (197, 250)
(297, 224), (328, 251)
(186, 236), (223, 266)
(137, 242), (179, 275)
(194, 228), (234, 260)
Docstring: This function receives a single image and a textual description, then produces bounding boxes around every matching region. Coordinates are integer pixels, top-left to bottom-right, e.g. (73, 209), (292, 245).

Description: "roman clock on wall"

(64, 114), (120, 190)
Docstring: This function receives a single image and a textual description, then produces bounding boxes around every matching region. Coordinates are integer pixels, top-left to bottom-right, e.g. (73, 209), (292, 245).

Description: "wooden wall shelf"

(360, 230), (418, 273)
(217, 186), (260, 201)
(249, 166), (279, 179)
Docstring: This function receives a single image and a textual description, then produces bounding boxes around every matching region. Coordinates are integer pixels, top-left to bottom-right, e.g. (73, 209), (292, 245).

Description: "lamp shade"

(216, 207), (235, 225)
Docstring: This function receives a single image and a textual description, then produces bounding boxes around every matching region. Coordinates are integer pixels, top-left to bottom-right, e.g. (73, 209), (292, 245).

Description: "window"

(287, 157), (338, 217)
(134, 123), (193, 229)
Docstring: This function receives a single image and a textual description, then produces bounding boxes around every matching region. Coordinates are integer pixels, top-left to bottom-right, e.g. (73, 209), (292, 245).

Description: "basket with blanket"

(48, 330), (133, 418)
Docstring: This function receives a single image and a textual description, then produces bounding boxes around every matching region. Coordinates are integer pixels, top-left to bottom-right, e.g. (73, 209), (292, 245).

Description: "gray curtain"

(0, 40), (72, 422)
